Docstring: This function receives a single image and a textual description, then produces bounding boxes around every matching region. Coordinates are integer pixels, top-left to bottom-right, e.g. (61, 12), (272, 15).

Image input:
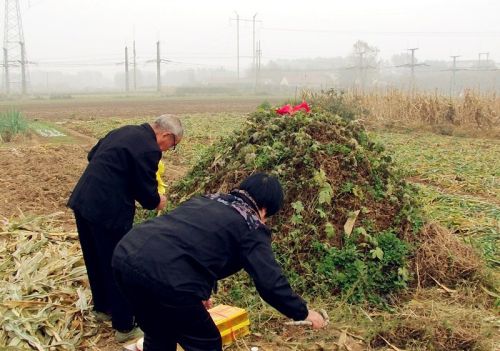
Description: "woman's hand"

(156, 195), (167, 211)
(305, 309), (326, 329)
(202, 299), (213, 310)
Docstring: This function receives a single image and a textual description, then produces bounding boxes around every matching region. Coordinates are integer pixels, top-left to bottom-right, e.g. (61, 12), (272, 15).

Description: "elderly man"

(68, 115), (183, 342)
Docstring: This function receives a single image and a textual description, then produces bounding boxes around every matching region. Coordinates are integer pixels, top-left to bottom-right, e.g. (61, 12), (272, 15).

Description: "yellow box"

(209, 304), (250, 346)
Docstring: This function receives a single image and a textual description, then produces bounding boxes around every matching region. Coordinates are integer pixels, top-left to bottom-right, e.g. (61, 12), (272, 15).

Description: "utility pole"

(235, 12), (240, 81)
(477, 52), (494, 93)
(483, 52), (490, 65)
(255, 40), (261, 91)
(230, 12), (262, 83)
(156, 41), (161, 92)
(133, 40), (137, 91)
(358, 51), (366, 91)
(3, 48), (8, 94)
(478, 52), (489, 68)
(20, 41), (26, 94)
(3, 0), (28, 96)
(258, 41), (261, 71)
(252, 13), (257, 71)
(450, 55), (460, 96)
(346, 49), (376, 92)
(408, 48), (418, 93)
(125, 46), (129, 93)
(395, 48), (427, 94)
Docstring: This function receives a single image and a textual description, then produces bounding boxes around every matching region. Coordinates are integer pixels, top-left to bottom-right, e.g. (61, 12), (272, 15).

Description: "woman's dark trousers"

(114, 273), (222, 351)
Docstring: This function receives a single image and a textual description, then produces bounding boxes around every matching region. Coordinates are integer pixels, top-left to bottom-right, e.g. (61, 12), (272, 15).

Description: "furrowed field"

(0, 93), (498, 350)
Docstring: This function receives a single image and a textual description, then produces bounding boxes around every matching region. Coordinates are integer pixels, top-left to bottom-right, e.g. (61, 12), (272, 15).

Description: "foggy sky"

(14, 0), (500, 72)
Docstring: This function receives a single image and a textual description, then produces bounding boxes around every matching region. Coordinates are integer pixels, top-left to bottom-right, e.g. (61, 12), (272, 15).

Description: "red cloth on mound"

(276, 101), (311, 115)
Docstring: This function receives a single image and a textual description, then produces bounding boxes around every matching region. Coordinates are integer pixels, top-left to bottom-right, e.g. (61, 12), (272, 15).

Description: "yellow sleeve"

(156, 160), (166, 195)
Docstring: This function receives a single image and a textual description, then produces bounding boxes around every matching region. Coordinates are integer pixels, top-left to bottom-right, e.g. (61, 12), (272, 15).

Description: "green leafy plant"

(314, 230), (410, 304)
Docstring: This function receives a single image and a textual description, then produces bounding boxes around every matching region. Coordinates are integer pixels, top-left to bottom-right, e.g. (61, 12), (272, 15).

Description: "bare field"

(0, 144), (88, 222)
(0, 96), (284, 121)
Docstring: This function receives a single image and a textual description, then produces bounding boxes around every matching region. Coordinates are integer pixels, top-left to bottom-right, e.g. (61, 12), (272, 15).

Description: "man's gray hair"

(153, 114), (183, 137)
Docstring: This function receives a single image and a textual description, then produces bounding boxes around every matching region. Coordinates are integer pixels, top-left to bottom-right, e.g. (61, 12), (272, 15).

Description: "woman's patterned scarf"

(205, 189), (263, 230)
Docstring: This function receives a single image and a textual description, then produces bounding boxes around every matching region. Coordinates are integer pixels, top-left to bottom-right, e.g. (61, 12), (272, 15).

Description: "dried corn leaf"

(0, 213), (99, 350)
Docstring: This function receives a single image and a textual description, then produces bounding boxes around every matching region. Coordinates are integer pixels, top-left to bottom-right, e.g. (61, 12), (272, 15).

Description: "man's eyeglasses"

(171, 134), (177, 151)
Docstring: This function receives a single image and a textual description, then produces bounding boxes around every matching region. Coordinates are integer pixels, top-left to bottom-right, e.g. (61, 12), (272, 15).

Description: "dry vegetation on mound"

(413, 223), (483, 287)
(371, 297), (498, 350)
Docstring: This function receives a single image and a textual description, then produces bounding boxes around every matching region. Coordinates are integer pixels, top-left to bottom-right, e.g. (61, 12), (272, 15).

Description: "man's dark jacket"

(68, 123), (161, 230)
(112, 195), (309, 321)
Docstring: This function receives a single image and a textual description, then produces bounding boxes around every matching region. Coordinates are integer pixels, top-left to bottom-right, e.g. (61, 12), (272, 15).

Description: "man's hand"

(156, 195), (166, 211)
(202, 299), (213, 310)
(305, 309), (326, 329)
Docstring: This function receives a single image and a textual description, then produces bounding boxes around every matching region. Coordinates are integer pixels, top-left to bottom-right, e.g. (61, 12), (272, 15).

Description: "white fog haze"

(3, 0), (500, 94)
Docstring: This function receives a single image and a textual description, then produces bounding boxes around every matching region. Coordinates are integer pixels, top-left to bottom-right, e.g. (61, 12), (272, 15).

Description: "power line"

(25, 54), (497, 73)
(260, 26), (500, 37)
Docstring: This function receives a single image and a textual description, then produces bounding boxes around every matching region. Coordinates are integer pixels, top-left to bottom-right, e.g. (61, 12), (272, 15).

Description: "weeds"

(0, 109), (29, 142)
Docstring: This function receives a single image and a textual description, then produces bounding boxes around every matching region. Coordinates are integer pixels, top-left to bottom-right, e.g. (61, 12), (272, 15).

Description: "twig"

(430, 275), (456, 293)
(360, 307), (373, 322)
(416, 261), (421, 290)
(380, 336), (405, 351)
(330, 326), (365, 341)
(239, 337), (251, 351)
(284, 320), (312, 326)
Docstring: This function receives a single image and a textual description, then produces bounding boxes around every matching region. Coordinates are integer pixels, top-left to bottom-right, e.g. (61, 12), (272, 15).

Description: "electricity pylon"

(3, 0), (28, 95)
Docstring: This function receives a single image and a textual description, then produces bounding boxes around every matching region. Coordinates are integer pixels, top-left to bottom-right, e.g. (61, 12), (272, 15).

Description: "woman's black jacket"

(112, 195), (308, 321)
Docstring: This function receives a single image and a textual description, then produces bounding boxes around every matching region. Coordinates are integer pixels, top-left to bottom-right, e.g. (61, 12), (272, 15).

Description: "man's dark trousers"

(74, 211), (134, 331)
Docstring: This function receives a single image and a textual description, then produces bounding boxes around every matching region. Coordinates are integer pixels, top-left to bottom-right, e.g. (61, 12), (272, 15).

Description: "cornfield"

(360, 90), (499, 127)
(308, 89), (500, 131)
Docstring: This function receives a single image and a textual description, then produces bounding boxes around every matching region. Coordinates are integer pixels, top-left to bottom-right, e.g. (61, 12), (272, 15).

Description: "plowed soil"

(0, 143), (89, 222)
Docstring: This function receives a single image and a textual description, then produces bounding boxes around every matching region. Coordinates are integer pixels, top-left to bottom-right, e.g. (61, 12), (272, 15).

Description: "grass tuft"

(0, 109), (29, 142)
